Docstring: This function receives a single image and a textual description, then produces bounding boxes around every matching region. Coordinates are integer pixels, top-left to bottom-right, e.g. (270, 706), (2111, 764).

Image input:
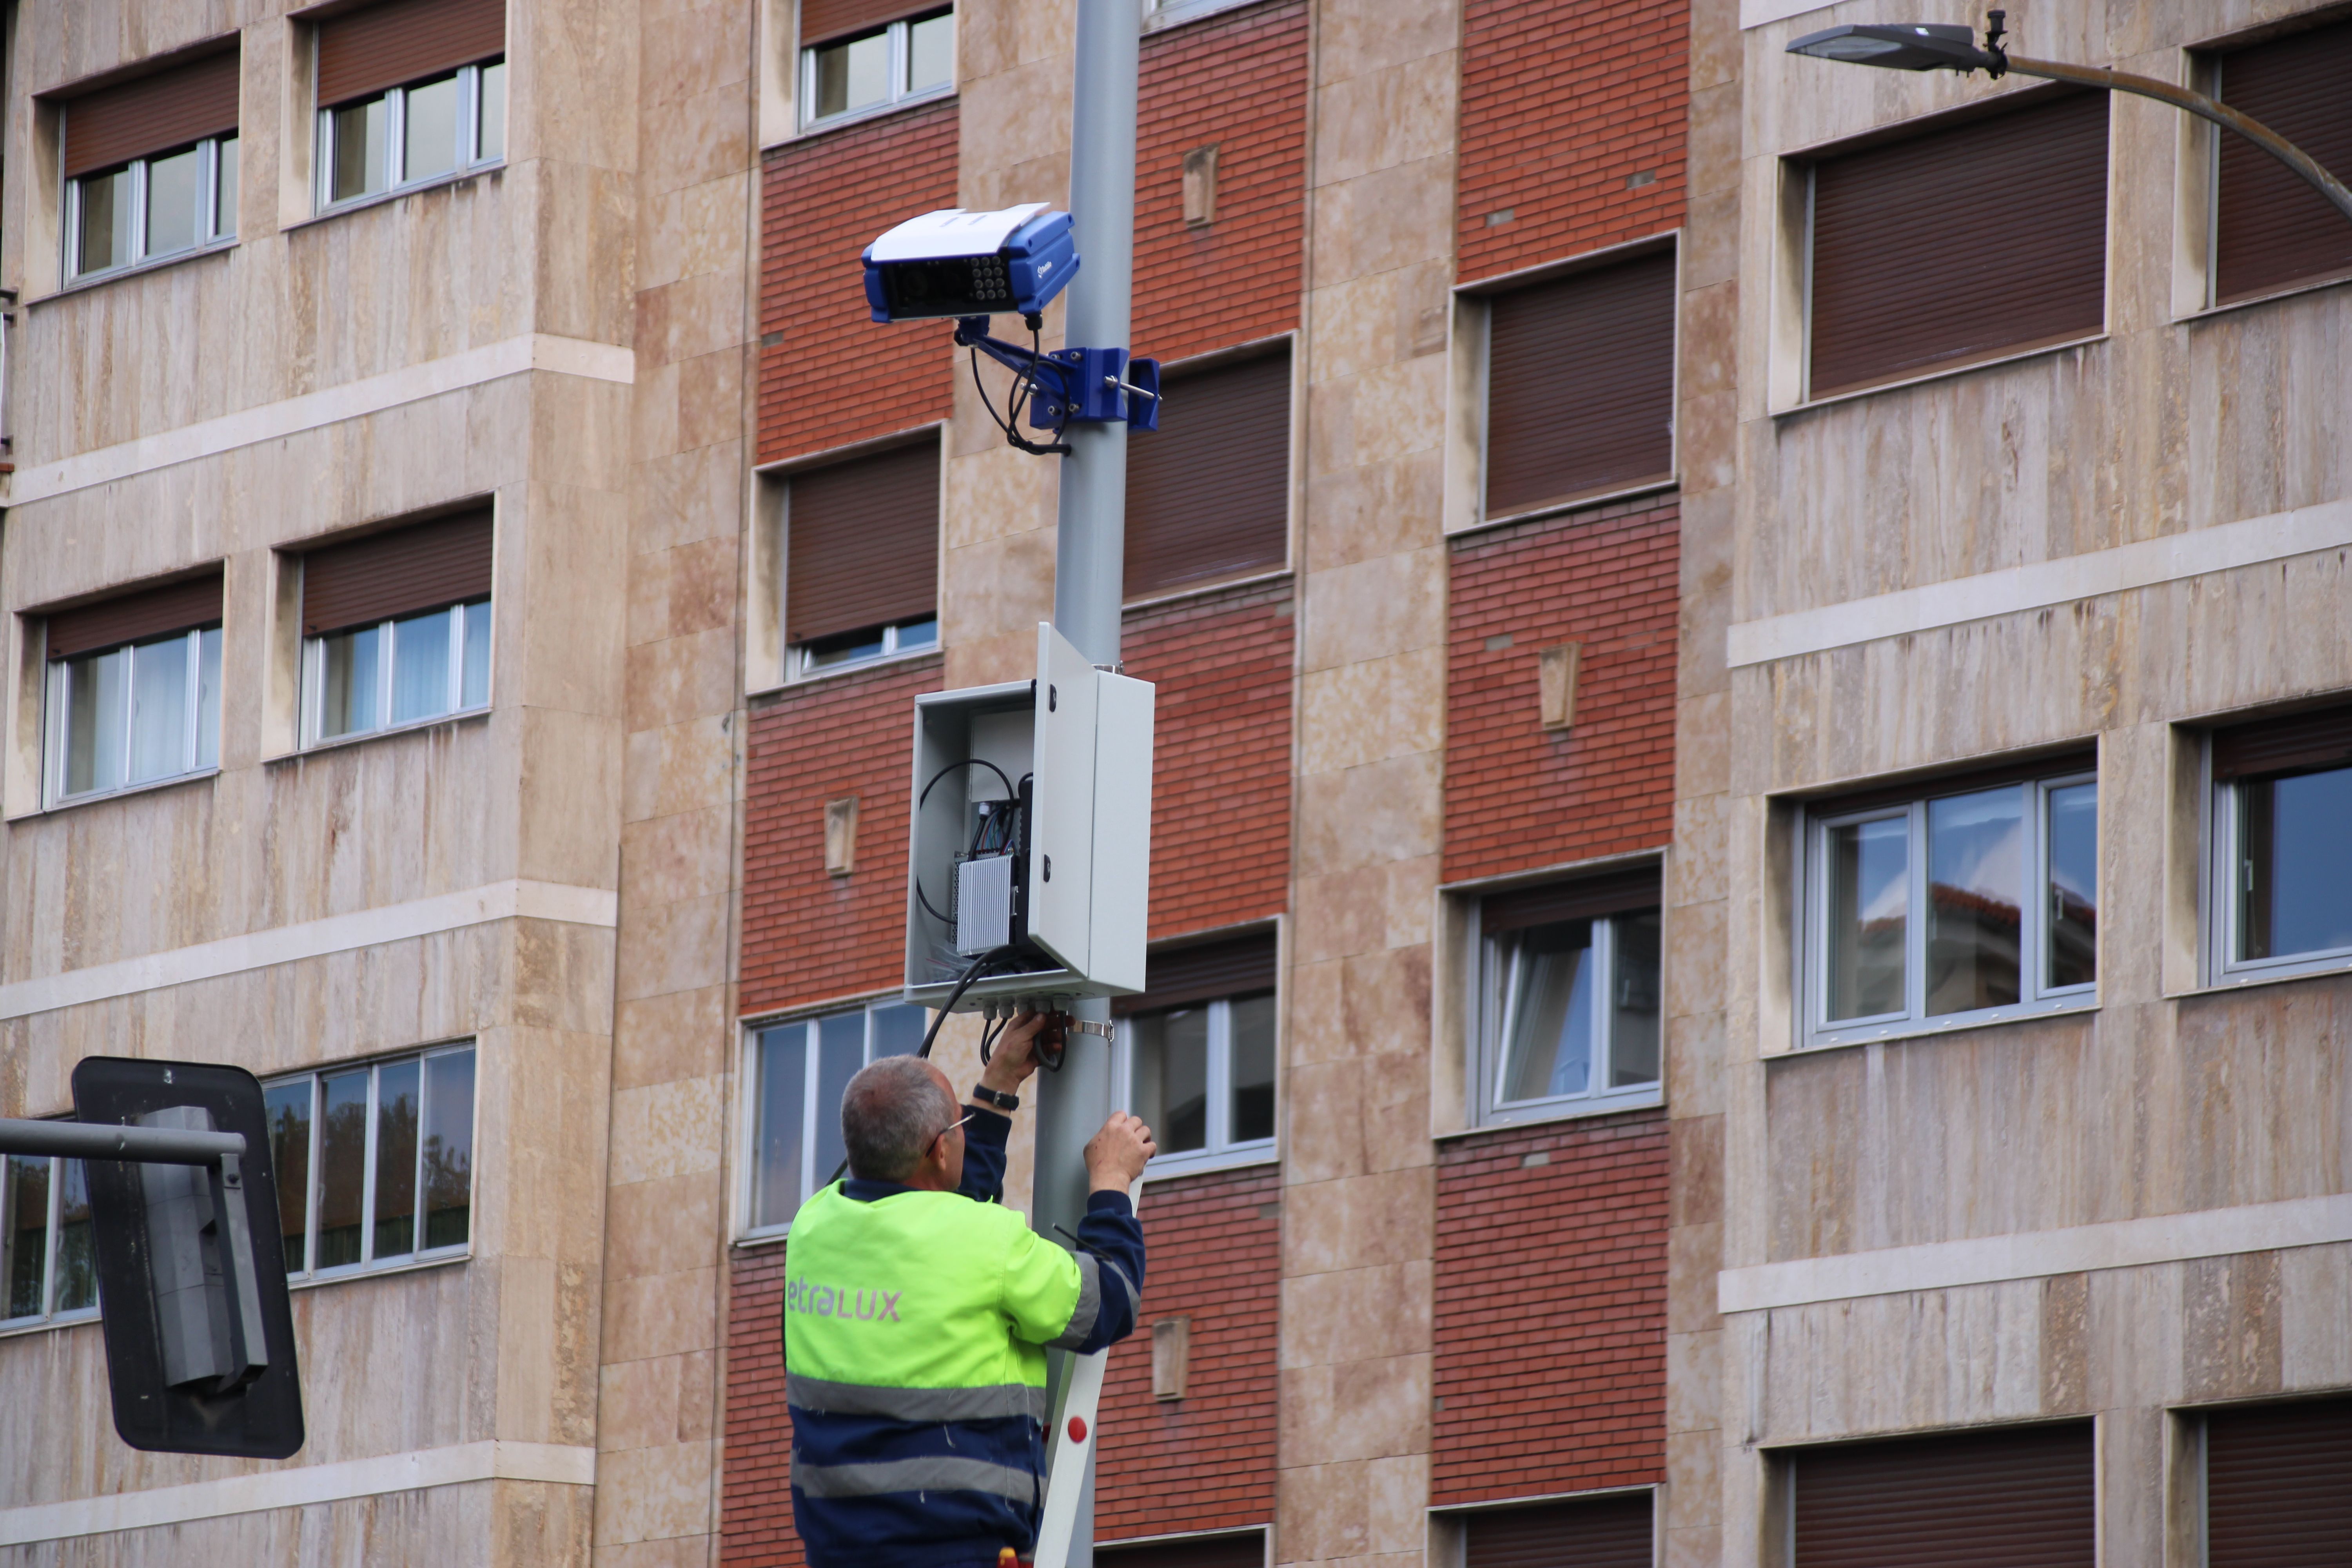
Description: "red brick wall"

(1431, 1110), (1669, 1504)
(1444, 496), (1678, 885)
(1098, 1164), (1282, 1541)
(722, 1245), (799, 1566)
(758, 101), (959, 466)
(740, 655), (942, 1018)
(1457, 0), (1688, 283)
(1121, 579), (1294, 942)
(1134, 0), (1307, 365)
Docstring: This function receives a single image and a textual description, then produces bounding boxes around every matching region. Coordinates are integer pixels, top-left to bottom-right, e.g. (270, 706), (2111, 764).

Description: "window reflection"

(2239, 764), (2352, 962)
(316, 1069), (371, 1269)
(51, 1162), (95, 1314)
(4, 1156), (50, 1319)
(267, 1079), (314, 1272)
(1229, 994), (1277, 1144)
(421, 1051), (475, 1250)
(373, 1059), (421, 1260)
(1498, 920), (1595, 1102)
(2047, 782), (2098, 988)
(1828, 816), (1908, 1021)
(1925, 786), (2024, 1016)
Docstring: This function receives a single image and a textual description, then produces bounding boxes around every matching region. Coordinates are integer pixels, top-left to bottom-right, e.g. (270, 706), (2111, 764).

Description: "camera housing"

(864, 204), (1079, 323)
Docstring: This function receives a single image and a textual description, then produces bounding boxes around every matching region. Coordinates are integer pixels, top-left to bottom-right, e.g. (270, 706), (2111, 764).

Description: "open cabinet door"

(1026, 622), (1099, 975)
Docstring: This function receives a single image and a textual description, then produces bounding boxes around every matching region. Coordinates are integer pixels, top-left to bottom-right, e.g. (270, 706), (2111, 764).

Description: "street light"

(1788, 10), (2352, 225)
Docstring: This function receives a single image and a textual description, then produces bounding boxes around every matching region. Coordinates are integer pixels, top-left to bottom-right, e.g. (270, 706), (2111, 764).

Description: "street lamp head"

(1787, 22), (1998, 73)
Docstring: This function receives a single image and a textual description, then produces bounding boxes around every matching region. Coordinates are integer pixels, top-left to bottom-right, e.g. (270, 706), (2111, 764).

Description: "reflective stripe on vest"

(791, 1454), (1041, 1504)
(787, 1372), (1050, 1423)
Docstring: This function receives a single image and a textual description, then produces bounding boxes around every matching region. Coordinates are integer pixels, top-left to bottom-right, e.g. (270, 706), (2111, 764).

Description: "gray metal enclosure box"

(904, 622), (1154, 1011)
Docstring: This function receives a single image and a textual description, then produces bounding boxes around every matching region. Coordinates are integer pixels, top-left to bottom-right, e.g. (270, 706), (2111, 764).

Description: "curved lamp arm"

(2002, 53), (2352, 226)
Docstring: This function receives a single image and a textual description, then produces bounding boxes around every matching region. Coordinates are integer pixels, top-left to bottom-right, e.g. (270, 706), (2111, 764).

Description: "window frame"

(1472, 900), (1664, 1127)
(0, 1146), (101, 1335)
(41, 624), (223, 808)
(789, 613), (940, 681)
(2206, 752), (2352, 986)
(265, 1043), (479, 1284)
(738, 996), (933, 1241)
(797, 10), (955, 133)
(314, 57), (505, 214)
(1113, 990), (1280, 1178)
(62, 134), (238, 284)
(1802, 768), (2098, 1049)
(300, 596), (492, 748)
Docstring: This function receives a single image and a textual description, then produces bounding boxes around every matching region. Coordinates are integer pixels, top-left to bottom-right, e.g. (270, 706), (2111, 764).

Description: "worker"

(782, 1009), (1154, 1568)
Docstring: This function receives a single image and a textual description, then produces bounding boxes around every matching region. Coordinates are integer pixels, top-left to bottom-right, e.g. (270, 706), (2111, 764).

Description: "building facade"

(2, 0), (2347, 1565)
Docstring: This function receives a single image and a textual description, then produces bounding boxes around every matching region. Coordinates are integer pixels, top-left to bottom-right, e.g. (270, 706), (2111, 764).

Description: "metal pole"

(1034, 2), (1139, 1563)
(0, 1116), (247, 1166)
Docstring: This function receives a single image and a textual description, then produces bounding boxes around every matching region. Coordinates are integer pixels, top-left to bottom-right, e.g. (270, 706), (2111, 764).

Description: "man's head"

(840, 1054), (963, 1185)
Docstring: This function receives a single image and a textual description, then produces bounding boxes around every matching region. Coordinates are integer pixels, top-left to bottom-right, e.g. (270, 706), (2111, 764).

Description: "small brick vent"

(739, 656), (943, 1018)
(1123, 579), (1294, 942)
(1432, 1109), (1669, 1504)
(1457, 0), (1688, 283)
(1445, 495), (1678, 885)
(759, 101), (959, 466)
(1098, 1163), (1282, 1542)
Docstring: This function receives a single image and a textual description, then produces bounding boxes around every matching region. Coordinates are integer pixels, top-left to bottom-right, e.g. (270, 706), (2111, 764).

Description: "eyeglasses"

(927, 1111), (976, 1158)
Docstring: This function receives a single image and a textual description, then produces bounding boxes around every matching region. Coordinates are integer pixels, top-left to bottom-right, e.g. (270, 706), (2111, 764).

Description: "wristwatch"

(972, 1085), (1020, 1111)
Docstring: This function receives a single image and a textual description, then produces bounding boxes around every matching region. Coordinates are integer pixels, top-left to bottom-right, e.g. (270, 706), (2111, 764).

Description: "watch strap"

(973, 1085), (1020, 1111)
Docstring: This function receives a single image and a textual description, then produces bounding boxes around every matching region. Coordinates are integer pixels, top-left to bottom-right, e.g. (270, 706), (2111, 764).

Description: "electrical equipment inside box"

(904, 624), (1156, 1012)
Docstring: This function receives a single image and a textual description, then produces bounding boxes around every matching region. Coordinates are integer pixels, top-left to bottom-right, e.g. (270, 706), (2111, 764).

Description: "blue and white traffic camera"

(863, 203), (1079, 323)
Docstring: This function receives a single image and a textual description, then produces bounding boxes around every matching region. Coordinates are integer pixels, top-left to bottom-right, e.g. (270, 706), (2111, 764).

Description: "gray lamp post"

(1787, 11), (2352, 224)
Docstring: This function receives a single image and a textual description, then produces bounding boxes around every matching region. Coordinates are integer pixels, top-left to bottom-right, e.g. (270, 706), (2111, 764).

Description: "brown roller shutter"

(316, 0), (506, 109)
(44, 570), (225, 660)
(1808, 90), (2108, 400)
(1461, 1492), (1653, 1568)
(60, 49), (241, 178)
(2212, 704), (2352, 781)
(787, 439), (939, 645)
(301, 509), (494, 636)
(1791, 1423), (2094, 1568)
(1482, 868), (1662, 934)
(1111, 931), (1278, 1017)
(1485, 248), (1677, 518)
(800, 0), (941, 46)
(2205, 1397), (2352, 1567)
(1093, 1531), (1266, 1568)
(1124, 347), (1290, 601)
(2214, 20), (2352, 304)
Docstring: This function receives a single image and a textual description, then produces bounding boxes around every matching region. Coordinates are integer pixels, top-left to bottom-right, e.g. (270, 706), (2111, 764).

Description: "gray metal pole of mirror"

(1034, 3), (1141, 1563)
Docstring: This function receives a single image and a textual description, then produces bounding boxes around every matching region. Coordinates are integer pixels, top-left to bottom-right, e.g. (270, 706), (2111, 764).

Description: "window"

(2209, 18), (2352, 305)
(1480, 247), (1675, 521)
(744, 999), (929, 1235)
(265, 1045), (476, 1277)
(1459, 1493), (1651, 1568)
(1788, 1424), (2093, 1567)
(58, 49), (240, 283)
(2210, 706), (2352, 982)
(1122, 345), (1290, 601)
(1112, 932), (1279, 1172)
(1803, 90), (2107, 399)
(1475, 870), (1663, 1123)
(1804, 760), (2097, 1045)
(2, 1149), (98, 1330)
(785, 439), (940, 678)
(39, 570), (225, 806)
(2197, 1397), (2352, 1563)
(799, 4), (953, 129)
(297, 509), (494, 745)
(1092, 1530), (1269, 1568)
(314, 0), (506, 211)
